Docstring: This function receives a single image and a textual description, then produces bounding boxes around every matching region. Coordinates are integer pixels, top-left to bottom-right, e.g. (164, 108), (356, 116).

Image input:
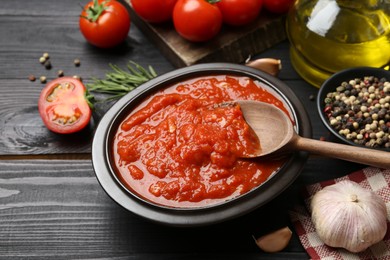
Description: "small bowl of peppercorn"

(317, 67), (390, 150)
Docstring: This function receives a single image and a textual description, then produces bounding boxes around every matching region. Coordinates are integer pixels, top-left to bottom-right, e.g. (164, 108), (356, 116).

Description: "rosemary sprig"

(86, 61), (157, 105)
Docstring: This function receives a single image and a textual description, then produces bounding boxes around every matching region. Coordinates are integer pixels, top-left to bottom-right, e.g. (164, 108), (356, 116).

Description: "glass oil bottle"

(286, 0), (390, 87)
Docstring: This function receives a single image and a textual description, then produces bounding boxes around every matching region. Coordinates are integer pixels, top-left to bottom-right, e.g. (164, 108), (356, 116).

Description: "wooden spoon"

(232, 100), (390, 169)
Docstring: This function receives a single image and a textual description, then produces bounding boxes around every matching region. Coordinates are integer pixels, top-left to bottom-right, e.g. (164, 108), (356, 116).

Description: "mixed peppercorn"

(29, 52), (82, 83)
(323, 76), (390, 149)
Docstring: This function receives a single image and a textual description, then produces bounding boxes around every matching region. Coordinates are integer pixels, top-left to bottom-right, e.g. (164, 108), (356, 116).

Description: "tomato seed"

(54, 113), (80, 125)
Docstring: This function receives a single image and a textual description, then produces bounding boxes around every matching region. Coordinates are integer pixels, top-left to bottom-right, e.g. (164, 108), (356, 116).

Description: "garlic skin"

(311, 180), (387, 253)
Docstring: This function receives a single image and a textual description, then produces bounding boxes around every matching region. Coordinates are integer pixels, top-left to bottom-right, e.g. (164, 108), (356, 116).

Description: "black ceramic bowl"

(92, 63), (311, 227)
(317, 67), (390, 150)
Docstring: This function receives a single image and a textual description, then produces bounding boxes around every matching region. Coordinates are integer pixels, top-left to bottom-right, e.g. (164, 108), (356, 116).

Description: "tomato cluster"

(78, 0), (295, 46)
(131, 0), (295, 42)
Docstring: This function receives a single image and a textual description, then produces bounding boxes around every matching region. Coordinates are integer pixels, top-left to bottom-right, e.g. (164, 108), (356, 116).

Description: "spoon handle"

(293, 135), (390, 169)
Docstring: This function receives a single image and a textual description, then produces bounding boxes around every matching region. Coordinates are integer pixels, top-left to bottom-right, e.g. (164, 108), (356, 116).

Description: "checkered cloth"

(289, 167), (390, 259)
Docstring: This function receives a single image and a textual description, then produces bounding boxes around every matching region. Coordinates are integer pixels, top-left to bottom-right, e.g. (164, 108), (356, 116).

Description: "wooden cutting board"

(124, 1), (287, 68)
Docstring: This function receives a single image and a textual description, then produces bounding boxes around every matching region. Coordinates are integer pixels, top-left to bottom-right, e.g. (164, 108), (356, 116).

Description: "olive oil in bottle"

(286, 0), (390, 87)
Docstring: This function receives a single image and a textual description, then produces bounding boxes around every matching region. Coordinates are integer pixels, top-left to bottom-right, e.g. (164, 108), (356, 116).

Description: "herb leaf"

(86, 61), (157, 105)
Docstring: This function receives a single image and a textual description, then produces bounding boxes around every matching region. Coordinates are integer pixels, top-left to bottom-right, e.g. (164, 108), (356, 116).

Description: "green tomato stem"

(82, 0), (108, 23)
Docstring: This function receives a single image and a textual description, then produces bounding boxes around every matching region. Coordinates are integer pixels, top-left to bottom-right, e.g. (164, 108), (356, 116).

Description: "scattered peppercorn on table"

(0, 0), (380, 258)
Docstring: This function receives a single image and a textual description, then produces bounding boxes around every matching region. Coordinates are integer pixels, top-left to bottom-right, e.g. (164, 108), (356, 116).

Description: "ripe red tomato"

(38, 77), (92, 134)
(216, 0), (262, 26)
(79, 0), (131, 48)
(131, 0), (178, 23)
(263, 0), (295, 14)
(173, 0), (222, 42)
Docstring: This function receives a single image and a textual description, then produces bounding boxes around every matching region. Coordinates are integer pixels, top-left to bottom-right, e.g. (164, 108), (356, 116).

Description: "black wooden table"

(0, 0), (366, 259)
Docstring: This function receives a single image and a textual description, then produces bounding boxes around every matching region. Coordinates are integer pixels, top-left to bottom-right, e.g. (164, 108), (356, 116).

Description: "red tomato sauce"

(113, 75), (290, 208)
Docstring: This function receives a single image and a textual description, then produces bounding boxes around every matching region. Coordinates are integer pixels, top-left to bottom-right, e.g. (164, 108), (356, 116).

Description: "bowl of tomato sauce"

(92, 63), (311, 227)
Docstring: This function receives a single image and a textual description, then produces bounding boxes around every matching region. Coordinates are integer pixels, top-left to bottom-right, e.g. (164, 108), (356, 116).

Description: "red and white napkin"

(289, 167), (390, 259)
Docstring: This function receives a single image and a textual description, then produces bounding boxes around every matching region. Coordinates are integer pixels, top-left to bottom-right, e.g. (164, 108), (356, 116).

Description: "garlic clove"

(311, 180), (387, 253)
(254, 226), (292, 253)
(245, 58), (282, 76)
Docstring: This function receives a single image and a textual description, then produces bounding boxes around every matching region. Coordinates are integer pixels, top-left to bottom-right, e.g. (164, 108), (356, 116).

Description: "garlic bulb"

(311, 180), (387, 253)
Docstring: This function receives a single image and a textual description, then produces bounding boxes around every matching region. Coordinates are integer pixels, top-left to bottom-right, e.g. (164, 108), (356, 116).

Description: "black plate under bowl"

(317, 67), (390, 150)
(92, 63), (311, 227)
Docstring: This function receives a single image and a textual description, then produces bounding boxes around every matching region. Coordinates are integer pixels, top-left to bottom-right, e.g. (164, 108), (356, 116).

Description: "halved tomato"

(38, 77), (92, 134)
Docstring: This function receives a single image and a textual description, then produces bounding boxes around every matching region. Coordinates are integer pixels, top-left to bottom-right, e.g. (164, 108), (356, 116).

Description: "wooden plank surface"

(0, 159), (308, 259)
(126, 0), (287, 67)
(0, 158), (363, 258)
